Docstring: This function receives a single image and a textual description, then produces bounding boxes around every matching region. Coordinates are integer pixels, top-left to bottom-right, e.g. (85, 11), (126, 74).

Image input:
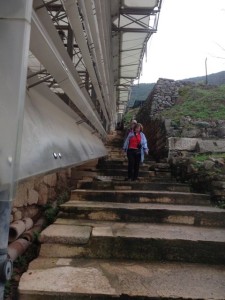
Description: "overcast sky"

(138, 0), (225, 83)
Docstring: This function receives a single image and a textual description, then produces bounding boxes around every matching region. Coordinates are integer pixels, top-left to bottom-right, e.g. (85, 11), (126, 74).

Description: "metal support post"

(0, 1), (32, 298)
(67, 24), (74, 59)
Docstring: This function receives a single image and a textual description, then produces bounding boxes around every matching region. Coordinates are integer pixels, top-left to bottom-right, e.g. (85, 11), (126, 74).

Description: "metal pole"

(205, 57), (208, 85)
(0, 1), (33, 298)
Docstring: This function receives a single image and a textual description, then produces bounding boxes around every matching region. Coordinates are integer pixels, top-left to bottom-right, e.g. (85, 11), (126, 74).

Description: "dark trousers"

(127, 149), (141, 180)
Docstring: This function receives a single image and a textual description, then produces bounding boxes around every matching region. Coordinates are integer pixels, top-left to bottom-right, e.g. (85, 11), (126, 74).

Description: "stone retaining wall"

(12, 158), (100, 224)
(136, 78), (190, 160)
(12, 168), (72, 223)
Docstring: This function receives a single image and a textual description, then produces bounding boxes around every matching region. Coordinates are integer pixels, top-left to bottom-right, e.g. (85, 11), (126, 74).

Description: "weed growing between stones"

(43, 189), (70, 225)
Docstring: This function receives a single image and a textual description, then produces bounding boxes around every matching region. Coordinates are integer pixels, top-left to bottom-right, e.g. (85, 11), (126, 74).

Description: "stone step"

(72, 169), (156, 178)
(71, 189), (211, 206)
(97, 163), (151, 171)
(59, 201), (225, 227)
(105, 147), (121, 151)
(93, 175), (176, 183)
(91, 174), (153, 184)
(77, 180), (191, 192)
(103, 159), (162, 168)
(38, 219), (225, 264)
(19, 258), (225, 300)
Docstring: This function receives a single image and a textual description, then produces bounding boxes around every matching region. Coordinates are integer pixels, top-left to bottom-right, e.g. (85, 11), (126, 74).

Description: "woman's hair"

(134, 123), (143, 131)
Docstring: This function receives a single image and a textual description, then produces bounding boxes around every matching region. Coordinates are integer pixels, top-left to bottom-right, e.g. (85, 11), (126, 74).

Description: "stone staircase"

(18, 132), (225, 299)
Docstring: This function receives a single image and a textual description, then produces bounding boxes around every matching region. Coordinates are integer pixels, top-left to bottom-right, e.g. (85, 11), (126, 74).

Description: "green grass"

(123, 108), (140, 126)
(194, 153), (225, 162)
(160, 84), (225, 122)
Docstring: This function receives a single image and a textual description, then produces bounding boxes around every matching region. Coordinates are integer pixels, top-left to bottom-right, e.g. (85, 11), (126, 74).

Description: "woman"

(122, 123), (149, 181)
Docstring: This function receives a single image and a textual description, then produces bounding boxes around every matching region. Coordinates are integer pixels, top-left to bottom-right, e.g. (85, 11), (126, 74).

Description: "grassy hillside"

(182, 71), (225, 85)
(160, 84), (225, 122)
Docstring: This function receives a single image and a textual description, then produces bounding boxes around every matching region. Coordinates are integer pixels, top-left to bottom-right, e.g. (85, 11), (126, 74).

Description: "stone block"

(13, 183), (28, 208)
(38, 184), (48, 206)
(43, 173), (57, 187)
(22, 206), (39, 219)
(203, 160), (215, 170)
(211, 181), (225, 189)
(10, 214), (14, 223)
(66, 168), (71, 178)
(196, 140), (225, 153)
(57, 171), (68, 190)
(39, 224), (92, 244)
(168, 137), (199, 151)
(27, 189), (39, 205)
(181, 128), (201, 138)
(13, 210), (22, 221)
(48, 188), (57, 201)
(217, 126), (225, 138)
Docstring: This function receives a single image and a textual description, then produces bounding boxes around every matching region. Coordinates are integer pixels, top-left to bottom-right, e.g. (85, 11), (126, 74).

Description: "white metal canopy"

(112, 0), (162, 114)
(28, 0), (162, 124)
(0, 0), (162, 183)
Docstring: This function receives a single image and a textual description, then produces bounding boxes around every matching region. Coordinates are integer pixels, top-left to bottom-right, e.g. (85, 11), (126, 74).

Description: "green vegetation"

(43, 189), (69, 225)
(217, 200), (225, 209)
(194, 153), (225, 162)
(160, 84), (225, 122)
(123, 108), (140, 126)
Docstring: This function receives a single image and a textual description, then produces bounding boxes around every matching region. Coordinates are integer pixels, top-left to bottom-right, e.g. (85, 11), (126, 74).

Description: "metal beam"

(113, 27), (157, 33)
(78, 0), (112, 123)
(31, 2), (106, 137)
(20, 76), (108, 180)
(35, 0), (59, 10)
(0, 1), (33, 296)
(121, 14), (150, 30)
(61, 0), (110, 124)
(120, 8), (159, 15)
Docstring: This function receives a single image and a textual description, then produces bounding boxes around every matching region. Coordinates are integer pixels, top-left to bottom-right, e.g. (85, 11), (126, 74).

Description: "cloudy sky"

(139, 0), (225, 83)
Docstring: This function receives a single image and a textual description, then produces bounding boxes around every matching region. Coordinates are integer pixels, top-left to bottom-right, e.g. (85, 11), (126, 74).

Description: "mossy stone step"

(39, 219), (225, 264)
(72, 169), (156, 178)
(97, 163), (151, 171)
(71, 189), (211, 206)
(77, 180), (190, 192)
(60, 200), (225, 227)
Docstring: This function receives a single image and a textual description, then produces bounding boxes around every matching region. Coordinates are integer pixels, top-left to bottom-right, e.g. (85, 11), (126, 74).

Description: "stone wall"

(136, 78), (188, 160)
(12, 158), (100, 224)
(12, 168), (72, 223)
